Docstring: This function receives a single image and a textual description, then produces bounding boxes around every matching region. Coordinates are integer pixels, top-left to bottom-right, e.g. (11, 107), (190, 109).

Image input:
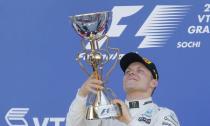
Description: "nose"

(128, 70), (135, 76)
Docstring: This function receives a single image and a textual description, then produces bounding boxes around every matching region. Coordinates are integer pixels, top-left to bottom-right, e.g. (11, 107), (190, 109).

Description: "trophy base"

(86, 104), (121, 120)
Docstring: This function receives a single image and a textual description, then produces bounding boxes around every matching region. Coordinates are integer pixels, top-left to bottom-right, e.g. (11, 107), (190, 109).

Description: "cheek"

(123, 76), (127, 86)
(122, 77), (127, 91)
(123, 76), (133, 88)
(138, 72), (146, 78)
(123, 75), (129, 83)
(141, 78), (152, 88)
(140, 81), (150, 88)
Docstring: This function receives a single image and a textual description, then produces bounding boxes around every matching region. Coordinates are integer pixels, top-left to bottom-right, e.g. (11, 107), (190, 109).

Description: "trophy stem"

(92, 69), (101, 82)
(89, 33), (97, 51)
(89, 32), (102, 81)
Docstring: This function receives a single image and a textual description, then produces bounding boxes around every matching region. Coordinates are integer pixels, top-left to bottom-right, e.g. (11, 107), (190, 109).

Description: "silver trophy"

(70, 11), (121, 120)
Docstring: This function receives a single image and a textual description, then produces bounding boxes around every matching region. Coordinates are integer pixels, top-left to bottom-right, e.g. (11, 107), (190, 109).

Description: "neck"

(126, 91), (151, 101)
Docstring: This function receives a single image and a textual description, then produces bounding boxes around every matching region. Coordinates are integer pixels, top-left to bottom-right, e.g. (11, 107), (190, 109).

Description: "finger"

(115, 116), (122, 121)
(112, 99), (123, 109)
(88, 83), (104, 90)
(89, 73), (95, 79)
(88, 79), (103, 85)
(88, 87), (97, 94)
(89, 72), (100, 79)
(112, 99), (123, 105)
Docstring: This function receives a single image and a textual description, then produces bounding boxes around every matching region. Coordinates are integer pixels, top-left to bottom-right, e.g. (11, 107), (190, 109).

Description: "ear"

(150, 79), (158, 88)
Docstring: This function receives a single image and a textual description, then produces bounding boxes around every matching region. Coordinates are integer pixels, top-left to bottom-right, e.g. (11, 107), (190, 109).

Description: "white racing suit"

(66, 90), (180, 126)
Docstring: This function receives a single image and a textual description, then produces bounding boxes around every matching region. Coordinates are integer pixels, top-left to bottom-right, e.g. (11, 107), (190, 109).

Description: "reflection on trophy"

(70, 11), (121, 120)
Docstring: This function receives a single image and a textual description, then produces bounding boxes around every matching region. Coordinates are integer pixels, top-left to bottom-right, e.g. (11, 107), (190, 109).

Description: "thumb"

(112, 99), (123, 108)
(89, 73), (95, 79)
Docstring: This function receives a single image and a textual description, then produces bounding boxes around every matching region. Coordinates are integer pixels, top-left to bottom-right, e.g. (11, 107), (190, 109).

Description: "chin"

(125, 83), (147, 92)
(125, 84), (139, 91)
(125, 81), (139, 87)
(125, 87), (140, 94)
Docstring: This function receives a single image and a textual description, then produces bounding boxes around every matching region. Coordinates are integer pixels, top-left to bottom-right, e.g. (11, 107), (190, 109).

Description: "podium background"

(0, 0), (210, 126)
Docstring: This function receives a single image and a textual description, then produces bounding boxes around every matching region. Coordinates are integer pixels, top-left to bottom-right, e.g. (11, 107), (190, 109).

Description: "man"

(66, 52), (180, 126)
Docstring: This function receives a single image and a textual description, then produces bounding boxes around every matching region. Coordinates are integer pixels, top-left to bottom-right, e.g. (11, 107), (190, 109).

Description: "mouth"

(128, 77), (138, 81)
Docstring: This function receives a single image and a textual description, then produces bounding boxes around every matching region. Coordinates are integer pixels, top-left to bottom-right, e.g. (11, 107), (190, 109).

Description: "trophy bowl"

(70, 11), (111, 41)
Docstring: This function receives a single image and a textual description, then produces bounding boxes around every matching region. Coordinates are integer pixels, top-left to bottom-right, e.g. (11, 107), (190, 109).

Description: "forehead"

(126, 62), (147, 70)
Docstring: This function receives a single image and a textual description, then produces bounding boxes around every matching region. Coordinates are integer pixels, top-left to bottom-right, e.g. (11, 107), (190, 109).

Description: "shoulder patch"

(159, 107), (180, 126)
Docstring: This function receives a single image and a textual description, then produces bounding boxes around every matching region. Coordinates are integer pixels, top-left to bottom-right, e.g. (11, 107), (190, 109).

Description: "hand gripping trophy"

(70, 11), (121, 120)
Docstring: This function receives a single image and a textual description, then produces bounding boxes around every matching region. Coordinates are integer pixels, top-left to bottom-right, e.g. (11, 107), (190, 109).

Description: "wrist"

(125, 115), (132, 124)
(78, 88), (87, 97)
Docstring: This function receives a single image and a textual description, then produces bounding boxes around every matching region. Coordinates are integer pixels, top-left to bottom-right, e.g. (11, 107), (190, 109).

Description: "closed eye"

(125, 70), (130, 74)
(137, 69), (144, 73)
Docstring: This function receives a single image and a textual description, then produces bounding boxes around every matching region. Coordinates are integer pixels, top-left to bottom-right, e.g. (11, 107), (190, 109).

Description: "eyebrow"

(126, 66), (144, 71)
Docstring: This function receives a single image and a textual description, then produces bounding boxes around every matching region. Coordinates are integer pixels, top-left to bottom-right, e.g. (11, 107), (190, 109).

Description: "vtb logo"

(5, 108), (65, 126)
(86, 5), (191, 49)
(5, 108), (29, 126)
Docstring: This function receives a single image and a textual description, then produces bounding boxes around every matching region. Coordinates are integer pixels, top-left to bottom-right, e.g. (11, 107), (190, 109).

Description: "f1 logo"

(100, 108), (110, 116)
(86, 5), (191, 49)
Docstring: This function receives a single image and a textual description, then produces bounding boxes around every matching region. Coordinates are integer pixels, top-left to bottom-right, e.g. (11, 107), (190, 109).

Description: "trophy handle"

(103, 35), (120, 84)
(76, 50), (91, 77)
